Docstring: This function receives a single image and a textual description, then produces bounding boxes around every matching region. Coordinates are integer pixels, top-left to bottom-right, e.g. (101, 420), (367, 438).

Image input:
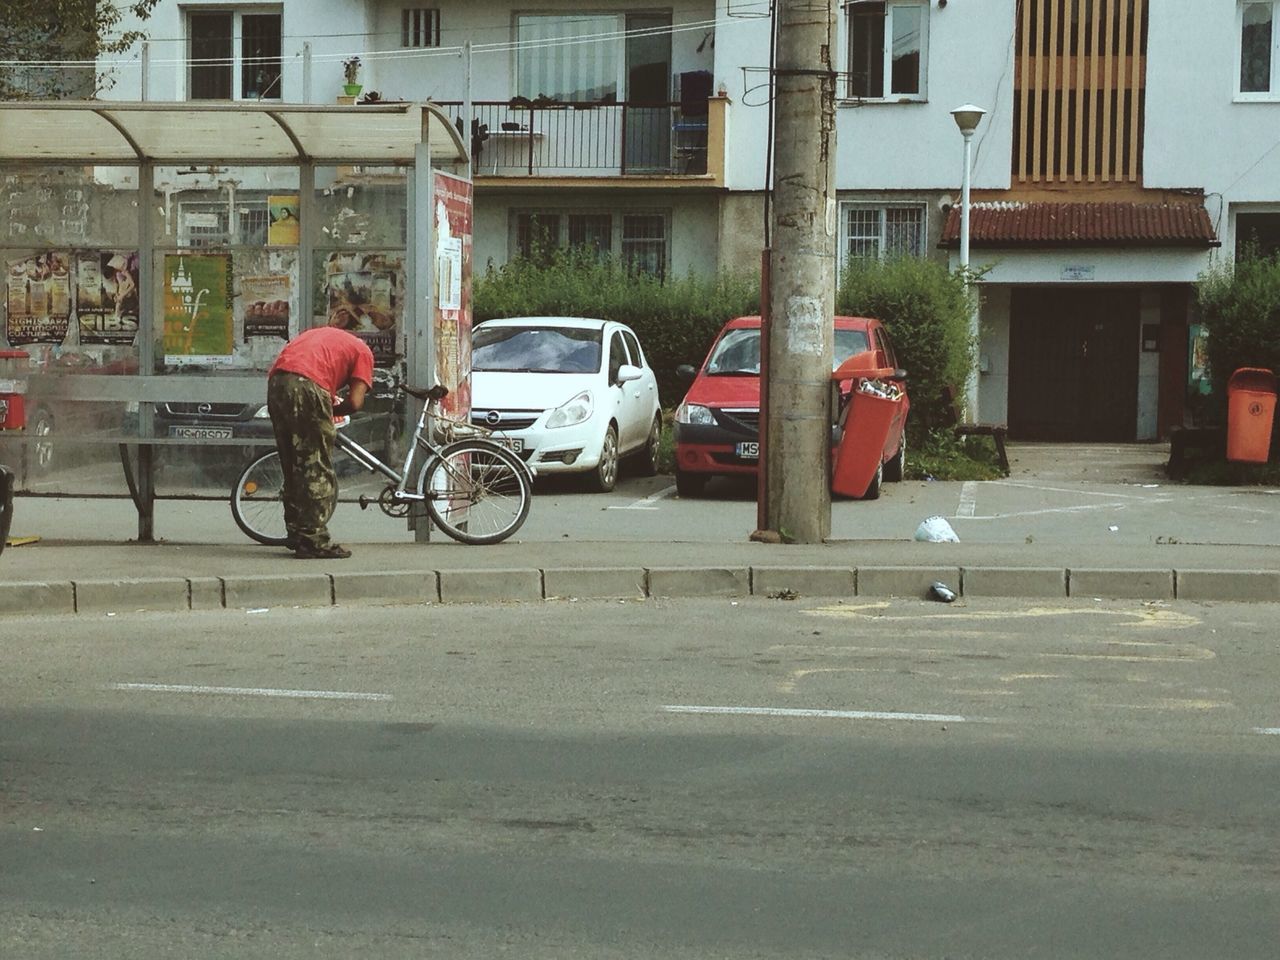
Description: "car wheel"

(28, 407), (55, 476)
(883, 435), (906, 482)
(629, 414), (661, 477)
(675, 469), (707, 498)
(861, 460), (883, 501)
(590, 424), (619, 493)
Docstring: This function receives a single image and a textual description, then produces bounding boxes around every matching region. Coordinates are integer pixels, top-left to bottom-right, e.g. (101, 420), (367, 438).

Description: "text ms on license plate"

(169, 426), (234, 440)
(495, 437), (524, 452)
(736, 441), (759, 460)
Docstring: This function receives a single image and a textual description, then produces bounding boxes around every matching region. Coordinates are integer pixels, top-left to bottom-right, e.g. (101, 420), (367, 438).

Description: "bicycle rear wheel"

(418, 439), (531, 545)
(231, 450), (290, 546)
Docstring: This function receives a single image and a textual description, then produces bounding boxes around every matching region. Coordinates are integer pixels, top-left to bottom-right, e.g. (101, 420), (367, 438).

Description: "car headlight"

(545, 390), (593, 429)
(675, 402), (715, 425)
(253, 404), (272, 419)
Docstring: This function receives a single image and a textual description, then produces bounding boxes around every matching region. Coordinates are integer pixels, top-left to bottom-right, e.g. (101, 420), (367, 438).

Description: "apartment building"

(100, 0), (1280, 441)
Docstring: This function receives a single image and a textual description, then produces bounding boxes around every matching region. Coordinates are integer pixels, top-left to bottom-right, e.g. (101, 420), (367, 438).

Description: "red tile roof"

(939, 201), (1219, 248)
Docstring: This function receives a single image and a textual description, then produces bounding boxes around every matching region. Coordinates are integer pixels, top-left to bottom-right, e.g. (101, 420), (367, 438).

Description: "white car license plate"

(169, 425), (234, 440)
(495, 436), (524, 453)
(736, 441), (759, 460)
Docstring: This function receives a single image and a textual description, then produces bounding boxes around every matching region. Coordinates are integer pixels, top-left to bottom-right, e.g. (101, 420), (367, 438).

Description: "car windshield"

(704, 327), (871, 375)
(472, 325), (603, 374)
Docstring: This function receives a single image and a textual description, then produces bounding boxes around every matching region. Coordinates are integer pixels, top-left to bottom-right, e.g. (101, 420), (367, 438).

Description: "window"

(188, 10), (282, 100)
(621, 214), (667, 279)
(1235, 211), (1280, 258)
(178, 200), (269, 247)
(621, 329), (645, 368)
(1240, 1), (1279, 95)
(840, 203), (926, 262)
(512, 211), (668, 278)
(846, 1), (927, 100)
(402, 8), (441, 48)
(517, 14), (621, 101)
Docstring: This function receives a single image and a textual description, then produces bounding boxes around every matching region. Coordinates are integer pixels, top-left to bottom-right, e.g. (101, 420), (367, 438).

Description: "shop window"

(846, 1), (928, 100)
(188, 10), (282, 101)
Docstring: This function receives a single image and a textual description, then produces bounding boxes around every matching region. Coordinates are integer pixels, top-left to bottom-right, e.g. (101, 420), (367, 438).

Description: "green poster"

(163, 254), (234, 363)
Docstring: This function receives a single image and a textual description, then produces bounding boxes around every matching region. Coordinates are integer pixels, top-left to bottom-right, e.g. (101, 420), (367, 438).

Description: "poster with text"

(323, 252), (402, 366)
(162, 253), (234, 364)
(431, 171), (473, 419)
(268, 195), (300, 246)
(76, 251), (139, 345)
(242, 274), (292, 341)
(6, 252), (71, 346)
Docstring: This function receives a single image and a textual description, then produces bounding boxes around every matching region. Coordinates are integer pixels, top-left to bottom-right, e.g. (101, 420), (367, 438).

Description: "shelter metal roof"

(940, 201), (1220, 249)
(0, 100), (467, 165)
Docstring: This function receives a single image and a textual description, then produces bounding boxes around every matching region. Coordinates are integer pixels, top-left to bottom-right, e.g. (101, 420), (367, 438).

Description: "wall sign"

(1061, 265), (1096, 281)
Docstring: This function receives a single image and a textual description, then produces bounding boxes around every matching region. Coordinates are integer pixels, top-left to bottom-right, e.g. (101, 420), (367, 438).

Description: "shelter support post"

(409, 142), (435, 542)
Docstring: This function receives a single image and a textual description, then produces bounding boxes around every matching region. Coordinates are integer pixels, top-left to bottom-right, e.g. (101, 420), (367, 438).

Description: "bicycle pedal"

(358, 495), (371, 510)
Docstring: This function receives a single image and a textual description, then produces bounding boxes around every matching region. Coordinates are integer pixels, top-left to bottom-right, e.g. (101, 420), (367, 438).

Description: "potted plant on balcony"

(342, 57), (362, 97)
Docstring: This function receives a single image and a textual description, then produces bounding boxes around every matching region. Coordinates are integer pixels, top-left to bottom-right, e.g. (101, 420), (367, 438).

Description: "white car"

(470, 317), (662, 492)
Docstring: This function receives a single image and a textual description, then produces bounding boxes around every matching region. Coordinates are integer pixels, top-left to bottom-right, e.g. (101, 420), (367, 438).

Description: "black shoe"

(294, 543), (352, 560)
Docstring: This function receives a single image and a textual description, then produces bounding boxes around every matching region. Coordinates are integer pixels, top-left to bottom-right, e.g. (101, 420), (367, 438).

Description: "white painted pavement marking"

(663, 704), (973, 723)
(1255, 727), (1280, 735)
(957, 481), (978, 518)
(607, 484), (677, 511)
(110, 682), (393, 702)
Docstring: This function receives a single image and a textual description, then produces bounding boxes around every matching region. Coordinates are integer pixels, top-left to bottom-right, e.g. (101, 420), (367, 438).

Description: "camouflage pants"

(267, 372), (338, 551)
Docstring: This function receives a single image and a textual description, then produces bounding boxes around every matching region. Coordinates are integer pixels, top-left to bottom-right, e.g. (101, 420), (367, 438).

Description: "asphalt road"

(2, 597), (1277, 958)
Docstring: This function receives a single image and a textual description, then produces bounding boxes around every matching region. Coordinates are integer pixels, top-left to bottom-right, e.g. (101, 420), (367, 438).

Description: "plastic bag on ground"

(914, 516), (959, 543)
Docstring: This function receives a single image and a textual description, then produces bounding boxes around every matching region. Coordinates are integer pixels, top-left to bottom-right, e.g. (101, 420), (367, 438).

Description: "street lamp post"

(951, 103), (986, 418)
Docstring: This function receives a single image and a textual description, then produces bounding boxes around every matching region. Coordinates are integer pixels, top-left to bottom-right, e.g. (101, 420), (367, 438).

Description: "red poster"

(431, 171), (473, 420)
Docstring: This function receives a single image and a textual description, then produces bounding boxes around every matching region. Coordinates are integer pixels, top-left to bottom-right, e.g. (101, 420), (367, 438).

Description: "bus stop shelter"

(0, 101), (471, 541)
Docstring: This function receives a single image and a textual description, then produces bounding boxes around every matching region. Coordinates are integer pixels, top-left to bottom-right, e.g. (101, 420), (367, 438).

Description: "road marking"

(991, 480), (1160, 501)
(957, 481), (978, 518)
(803, 605), (1201, 630)
(663, 704), (973, 723)
(1255, 727), (1280, 735)
(607, 484), (676, 511)
(109, 682), (393, 702)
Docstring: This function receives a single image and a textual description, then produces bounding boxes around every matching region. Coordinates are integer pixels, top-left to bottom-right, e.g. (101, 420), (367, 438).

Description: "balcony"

(436, 98), (724, 183)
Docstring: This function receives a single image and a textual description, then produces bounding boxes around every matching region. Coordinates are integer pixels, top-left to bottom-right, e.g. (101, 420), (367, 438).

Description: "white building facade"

(101, 0), (1280, 440)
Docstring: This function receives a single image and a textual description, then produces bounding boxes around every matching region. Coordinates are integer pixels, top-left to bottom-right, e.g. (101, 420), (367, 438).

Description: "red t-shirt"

(269, 327), (375, 398)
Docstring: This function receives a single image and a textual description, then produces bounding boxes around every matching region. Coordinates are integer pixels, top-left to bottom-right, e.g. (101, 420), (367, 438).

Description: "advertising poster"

(6, 252), (72, 346)
(76, 250), (139, 345)
(241, 275), (292, 341)
(432, 171), (474, 419)
(268, 195), (300, 246)
(324, 252), (402, 366)
(162, 253), (234, 364)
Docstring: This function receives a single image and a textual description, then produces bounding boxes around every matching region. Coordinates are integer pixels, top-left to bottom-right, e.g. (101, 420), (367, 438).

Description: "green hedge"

(473, 251), (759, 403)
(836, 256), (975, 442)
(1196, 254), (1280, 415)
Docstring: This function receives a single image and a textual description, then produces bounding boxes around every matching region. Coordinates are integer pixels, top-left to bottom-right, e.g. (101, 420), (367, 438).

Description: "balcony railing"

(436, 100), (710, 177)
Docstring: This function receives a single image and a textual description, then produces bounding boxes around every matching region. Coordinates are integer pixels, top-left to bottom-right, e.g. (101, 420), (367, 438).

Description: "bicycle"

(230, 383), (533, 546)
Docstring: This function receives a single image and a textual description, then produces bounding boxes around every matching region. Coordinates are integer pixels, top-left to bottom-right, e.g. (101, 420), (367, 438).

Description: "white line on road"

(663, 704), (972, 723)
(607, 484), (677, 511)
(957, 481), (978, 518)
(1255, 727), (1280, 735)
(109, 682), (393, 702)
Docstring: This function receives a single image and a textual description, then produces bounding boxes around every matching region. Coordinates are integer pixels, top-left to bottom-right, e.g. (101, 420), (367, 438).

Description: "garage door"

(1008, 288), (1140, 442)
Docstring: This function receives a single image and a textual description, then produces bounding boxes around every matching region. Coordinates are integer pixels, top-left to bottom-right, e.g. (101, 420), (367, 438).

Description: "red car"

(672, 315), (910, 498)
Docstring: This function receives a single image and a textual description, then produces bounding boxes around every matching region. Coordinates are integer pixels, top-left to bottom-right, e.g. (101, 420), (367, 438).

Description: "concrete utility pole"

(763, 0), (837, 543)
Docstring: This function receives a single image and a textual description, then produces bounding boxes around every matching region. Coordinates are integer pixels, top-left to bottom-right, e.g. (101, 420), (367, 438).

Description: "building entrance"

(1008, 288), (1140, 441)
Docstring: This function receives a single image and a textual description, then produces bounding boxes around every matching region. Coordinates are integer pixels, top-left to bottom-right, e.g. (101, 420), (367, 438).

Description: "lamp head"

(950, 103), (987, 135)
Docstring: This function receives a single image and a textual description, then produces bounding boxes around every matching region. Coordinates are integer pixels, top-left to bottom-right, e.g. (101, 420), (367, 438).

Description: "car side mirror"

(889, 368), (908, 382)
(676, 363), (697, 385)
(616, 363), (643, 385)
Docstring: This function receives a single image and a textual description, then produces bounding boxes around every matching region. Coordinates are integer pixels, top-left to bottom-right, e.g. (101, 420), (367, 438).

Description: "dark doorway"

(1008, 288), (1140, 441)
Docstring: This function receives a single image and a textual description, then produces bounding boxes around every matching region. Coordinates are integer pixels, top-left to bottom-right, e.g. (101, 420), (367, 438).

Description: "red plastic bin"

(1226, 366), (1276, 464)
(832, 385), (901, 498)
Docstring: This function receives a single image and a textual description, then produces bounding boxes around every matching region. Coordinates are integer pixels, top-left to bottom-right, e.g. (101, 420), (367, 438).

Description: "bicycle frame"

(332, 392), (533, 504)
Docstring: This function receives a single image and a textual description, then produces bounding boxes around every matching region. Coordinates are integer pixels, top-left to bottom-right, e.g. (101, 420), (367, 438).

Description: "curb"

(0, 565), (1275, 617)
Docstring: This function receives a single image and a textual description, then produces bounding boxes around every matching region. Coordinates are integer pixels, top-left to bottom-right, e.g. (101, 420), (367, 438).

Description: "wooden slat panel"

(1032, 0), (1045, 180)
(1088, 0), (1102, 181)
(1128, 0), (1144, 180)
(1101, 0), (1114, 182)
(1074, 4), (1087, 181)
(1047, 0), (1060, 180)
(1116, 0), (1131, 181)
(1019, 0), (1032, 181)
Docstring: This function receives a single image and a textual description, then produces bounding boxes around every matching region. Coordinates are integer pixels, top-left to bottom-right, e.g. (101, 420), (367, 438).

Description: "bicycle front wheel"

(418, 439), (531, 545)
(231, 450), (290, 546)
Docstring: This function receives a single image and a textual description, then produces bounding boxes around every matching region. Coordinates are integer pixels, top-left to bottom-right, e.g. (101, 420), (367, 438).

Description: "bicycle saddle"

(404, 384), (449, 402)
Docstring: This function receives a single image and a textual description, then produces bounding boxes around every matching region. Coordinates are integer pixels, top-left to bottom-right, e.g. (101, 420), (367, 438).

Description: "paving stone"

(647, 566), (749, 598)
(1176, 569), (1280, 602)
(857, 566), (961, 599)
(75, 578), (189, 613)
(0, 580), (75, 616)
(439, 568), (542, 603)
(751, 566), (855, 598)
(962, 567), (1066, 598)
(543, 567), (646, 600)
(332, 571), (439, 605)
(1069, 568), (1174, 600)
(222, 573), (333, 609)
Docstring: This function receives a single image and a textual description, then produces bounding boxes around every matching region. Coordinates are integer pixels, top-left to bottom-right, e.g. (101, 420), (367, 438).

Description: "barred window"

(402, 8), (441, 48)
(841, 203), (925, 263)
(621, 214), (667, 279)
